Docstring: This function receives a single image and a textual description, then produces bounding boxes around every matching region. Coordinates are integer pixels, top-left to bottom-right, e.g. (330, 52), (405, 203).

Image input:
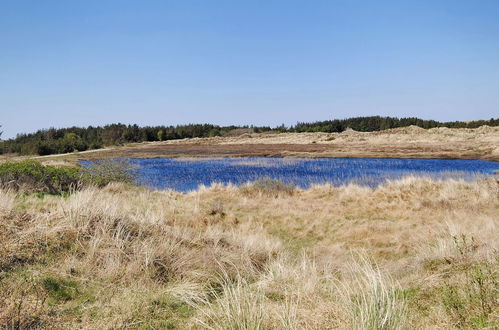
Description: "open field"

(1, 177), (498, 328)
(3, 125), (497, 163)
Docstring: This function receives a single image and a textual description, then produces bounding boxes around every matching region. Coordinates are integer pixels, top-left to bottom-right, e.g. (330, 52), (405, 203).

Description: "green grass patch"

(41, 275), (80, 304)
(126, 294), (195, 329)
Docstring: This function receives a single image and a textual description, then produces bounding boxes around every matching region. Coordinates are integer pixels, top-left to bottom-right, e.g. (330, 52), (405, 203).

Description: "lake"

(82, 157), (499, 192)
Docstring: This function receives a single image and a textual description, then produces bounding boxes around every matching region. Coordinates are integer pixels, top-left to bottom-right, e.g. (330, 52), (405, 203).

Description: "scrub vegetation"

(0, 172), (497, 328)
(0, 159), (135, 193)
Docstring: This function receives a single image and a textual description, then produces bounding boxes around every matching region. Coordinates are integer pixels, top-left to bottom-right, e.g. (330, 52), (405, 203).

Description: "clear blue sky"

(1, 1), (498, 138)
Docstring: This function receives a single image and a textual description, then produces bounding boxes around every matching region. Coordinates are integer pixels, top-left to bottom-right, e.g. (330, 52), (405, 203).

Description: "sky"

(1, 1), (498, 138)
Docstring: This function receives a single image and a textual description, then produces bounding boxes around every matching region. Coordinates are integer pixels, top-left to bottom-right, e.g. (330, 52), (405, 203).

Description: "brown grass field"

(0, 126), (498, 329)
(1, 176), (498, 329)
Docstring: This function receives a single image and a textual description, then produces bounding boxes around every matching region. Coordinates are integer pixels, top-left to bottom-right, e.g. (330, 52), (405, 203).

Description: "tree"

(63, 133), (87, 152)
(157, 129), (166, 141)
(208, 128), (221, 137)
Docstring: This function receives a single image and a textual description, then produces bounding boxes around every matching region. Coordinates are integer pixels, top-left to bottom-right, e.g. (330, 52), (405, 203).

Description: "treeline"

(1, 116), (497, 156)
(0, 123), (271, 156)
(293, 116), (499, 133)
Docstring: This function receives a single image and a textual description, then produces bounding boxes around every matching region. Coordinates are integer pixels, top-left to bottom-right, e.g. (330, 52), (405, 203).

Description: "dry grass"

(337, 255), (407, 330)
(160, 125), (499, 146)
(159, 125), (499, 161)
(0, 176), (498, 328)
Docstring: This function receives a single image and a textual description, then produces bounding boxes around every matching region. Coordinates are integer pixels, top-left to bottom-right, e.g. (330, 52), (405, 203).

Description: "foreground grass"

(0, 177), (497, 329)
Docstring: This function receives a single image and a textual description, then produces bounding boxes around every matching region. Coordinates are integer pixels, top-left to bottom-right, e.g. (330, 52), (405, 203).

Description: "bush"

(79, 159), (136, 187)
(0, 159), (137, 193)
(442, 261), (498, 328)
(0, 160), (80, 193)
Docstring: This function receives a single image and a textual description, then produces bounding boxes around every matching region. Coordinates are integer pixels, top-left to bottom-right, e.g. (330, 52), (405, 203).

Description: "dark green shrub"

(0, 160), (80, 193)
(79, 159), (136, 187)
(0, 159), (137, 193)
(208, 128), (221, 137)
(20, 142), (38, 155)
(36, 142), (56, 156)
(88, 141), (103, 149)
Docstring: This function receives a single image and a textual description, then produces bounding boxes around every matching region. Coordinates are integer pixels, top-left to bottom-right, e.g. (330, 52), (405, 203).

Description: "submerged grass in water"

(82, 157), (498, 192)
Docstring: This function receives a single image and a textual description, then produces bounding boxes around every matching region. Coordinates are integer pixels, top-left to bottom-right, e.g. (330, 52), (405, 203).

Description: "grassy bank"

(0, 176), (497, 328)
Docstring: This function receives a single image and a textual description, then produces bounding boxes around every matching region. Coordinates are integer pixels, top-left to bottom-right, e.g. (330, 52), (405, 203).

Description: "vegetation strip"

(1, 116), (498, 156)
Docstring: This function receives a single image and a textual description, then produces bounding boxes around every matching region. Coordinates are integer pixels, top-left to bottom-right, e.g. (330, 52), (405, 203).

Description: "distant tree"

(276, 124), (287, 133)
(157, 129), (166, 141)
(208, 128), (221, 137)
(63, 133), (87, 152)
(36, 142), (55, 155)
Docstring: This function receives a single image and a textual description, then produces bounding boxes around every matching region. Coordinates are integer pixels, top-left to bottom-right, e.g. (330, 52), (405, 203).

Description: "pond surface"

(83, 157), (499, 192)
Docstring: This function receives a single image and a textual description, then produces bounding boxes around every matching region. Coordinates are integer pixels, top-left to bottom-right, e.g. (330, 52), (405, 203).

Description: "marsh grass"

(231, 158), (303, 168)
(240, 177), (296, 197)
(79, 158), (137, 187)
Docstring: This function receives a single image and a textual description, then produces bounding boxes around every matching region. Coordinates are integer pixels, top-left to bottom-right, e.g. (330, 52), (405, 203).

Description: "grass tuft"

(240, 177), (296, 197)
(338, 255), (408, 330)
(193, 272), (265, 330)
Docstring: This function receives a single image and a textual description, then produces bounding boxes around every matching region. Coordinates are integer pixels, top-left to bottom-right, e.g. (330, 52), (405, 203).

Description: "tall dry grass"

(338, 255), (407, 330)
(192, 270), (266, 330)
(0, 176), (497, 328)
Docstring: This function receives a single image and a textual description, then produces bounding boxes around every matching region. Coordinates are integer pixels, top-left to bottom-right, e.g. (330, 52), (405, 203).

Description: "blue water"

(81, 157), (499, 192)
